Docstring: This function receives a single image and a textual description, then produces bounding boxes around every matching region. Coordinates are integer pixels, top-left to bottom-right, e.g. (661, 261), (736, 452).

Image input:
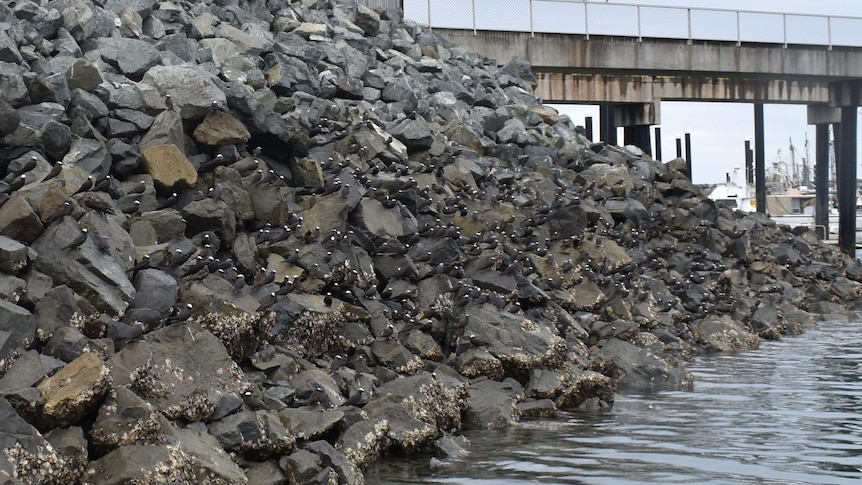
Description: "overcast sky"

(405, 0), (862, 185)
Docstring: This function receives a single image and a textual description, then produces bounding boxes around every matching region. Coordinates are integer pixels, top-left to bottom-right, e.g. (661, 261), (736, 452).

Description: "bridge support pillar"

(599, 104), (617, 145)
(829, 81), (862, 254)
(837, 106), (857, 255)
(615, 102), (660, 155)
(754, 103), (766, 214)
(807, 104), (841, 240)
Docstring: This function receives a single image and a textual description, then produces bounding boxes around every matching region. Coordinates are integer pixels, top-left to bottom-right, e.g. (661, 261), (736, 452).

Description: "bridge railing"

(403, 0), (862, 49)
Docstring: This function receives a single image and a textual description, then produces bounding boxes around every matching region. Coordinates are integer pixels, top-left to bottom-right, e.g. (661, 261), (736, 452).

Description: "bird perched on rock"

(164, 94), (174, 111)
(41, 161), (63, 182)
(167, 303), (193, 323)
(127, 180), (146, 195)
(80, 193), (115, 215)
(3, 174), (26, 195)
(241, 389), (269, 410)
(379, 324), (394, 340)
(12, 156), (37, 176)
(64, 227), (88, 250)
(73, 176), (93, 195)
(256, 292), (277, 312)
(330, 354), (348, 373)
(342, 388), (364, 407)
(470, 334), (491, 348)
(42, 201), (73, 226)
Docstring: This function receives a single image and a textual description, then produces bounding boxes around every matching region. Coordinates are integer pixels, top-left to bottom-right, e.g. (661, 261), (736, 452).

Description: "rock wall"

(0, 0), (860, 483)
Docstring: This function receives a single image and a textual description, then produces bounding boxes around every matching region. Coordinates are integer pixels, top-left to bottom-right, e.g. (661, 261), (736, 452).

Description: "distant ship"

(706, 136), (862, 240)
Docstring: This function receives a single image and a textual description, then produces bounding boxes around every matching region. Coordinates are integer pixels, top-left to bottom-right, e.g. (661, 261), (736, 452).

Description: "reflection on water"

(367, 321), (862, 485)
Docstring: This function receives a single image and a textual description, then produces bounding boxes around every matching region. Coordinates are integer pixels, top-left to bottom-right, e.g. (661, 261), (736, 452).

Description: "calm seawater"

(367, 320), (862, 485)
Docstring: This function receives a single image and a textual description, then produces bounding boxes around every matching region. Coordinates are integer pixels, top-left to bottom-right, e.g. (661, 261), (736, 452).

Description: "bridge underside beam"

(436, 29), (862, 80)
(535, 72), (832, 105)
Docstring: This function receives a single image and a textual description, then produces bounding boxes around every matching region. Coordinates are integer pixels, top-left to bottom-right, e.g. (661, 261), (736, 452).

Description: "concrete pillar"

(623, 126), (652, 155)
(744, 139), (753, 184)
(807, 105), (840, 240)
(754, 103), (766, 214)
(838, 106), (857, 255)
(599, 104), (617, 145)
(585, 116), (594, 142)
(675, 136), (683, 158)
(654, 127), (662, 161)
(815, 124), (830, 239)
(684, 132), (692, 177)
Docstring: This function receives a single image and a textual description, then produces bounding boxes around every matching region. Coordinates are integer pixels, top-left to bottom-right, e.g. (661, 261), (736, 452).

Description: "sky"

(404, 0), (862, 185)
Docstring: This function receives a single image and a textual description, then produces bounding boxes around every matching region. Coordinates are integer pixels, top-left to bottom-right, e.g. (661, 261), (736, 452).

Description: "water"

(367, 320), (862, 485)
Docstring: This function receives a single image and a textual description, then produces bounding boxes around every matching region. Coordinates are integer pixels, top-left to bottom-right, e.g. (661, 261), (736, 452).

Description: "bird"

(94, 234), (111, 253)
(470, 334), (491, 348)
(42, 201), (73, 226)
(380, 324), (394, 340)
(156, 193), (178, 210)
(41, 161), (63, 182)
(80, 194), (115, 215)
(3, 175), (26, 194)
(342, 388), (364, 407)
(167, 303), (193, 323)
(12, 156), (37, 176)
(120, 199), (141, 215)
(64, 228), (88, 250)
(131, 255), (151, 272)
(330, 354), (348, 373)
(256, 292), (277, 312)
(241, 389), (269, 410)
(164, 94), (173, 111)
(127, 180), (146, 195)
(73, 176), (93, 195)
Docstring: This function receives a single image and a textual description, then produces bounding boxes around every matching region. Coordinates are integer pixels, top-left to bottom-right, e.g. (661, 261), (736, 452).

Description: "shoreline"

(0, 1), (860, 484)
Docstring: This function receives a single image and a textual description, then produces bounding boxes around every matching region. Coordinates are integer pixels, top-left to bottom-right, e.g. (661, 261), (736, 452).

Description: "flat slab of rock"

(140, 144), (198, 192)
(193, 110), (250, 146)
(36, 351), (110, 429)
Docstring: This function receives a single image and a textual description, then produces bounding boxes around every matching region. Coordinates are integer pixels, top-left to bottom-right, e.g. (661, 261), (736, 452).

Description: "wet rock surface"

(0, 0), (861, 482)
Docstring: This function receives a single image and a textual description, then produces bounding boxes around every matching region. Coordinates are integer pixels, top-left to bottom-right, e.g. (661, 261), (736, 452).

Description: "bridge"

(392, 0), (862, 254)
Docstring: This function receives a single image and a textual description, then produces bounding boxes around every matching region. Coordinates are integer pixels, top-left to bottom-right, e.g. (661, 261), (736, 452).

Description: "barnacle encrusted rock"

(36, 351), (110, 429)
(106, 323), (249, 422)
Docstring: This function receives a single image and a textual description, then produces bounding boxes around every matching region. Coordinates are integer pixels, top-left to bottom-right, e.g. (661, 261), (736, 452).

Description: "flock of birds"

(0, 95), (739, 410)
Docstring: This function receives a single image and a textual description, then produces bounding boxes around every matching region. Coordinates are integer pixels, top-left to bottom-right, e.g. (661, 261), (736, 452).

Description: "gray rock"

(130, 269), (178, 318)
(107, 322), (250, 422)
(598, 337), (693, 391)
(0, 97), (20, 136)
(93, 37), (162, 80)
(64, 58), (102, 91)
(0, 397), (77, 483)
(208, 410), (295, 458)
(694, 315), (760, 352)
(0, 350), (64, 391)
(31, 216), (134, 316)
(0, 235), (27, 272)
(62, 137), (111, 178)
(140, 64), (227, 120)
(279, 449), (323, 484)
(352, 198), (418, 238)
(463, 379), (521, 429)
(90, 386), (174, 448)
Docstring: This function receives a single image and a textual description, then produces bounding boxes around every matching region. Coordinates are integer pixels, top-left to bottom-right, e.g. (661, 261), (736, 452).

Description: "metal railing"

(403, 0), (862, 50)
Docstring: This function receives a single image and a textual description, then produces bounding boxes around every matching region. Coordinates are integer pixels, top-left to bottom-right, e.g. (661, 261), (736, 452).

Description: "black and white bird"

(64, 228), (88, 250)
(167, 303), (193, 323)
